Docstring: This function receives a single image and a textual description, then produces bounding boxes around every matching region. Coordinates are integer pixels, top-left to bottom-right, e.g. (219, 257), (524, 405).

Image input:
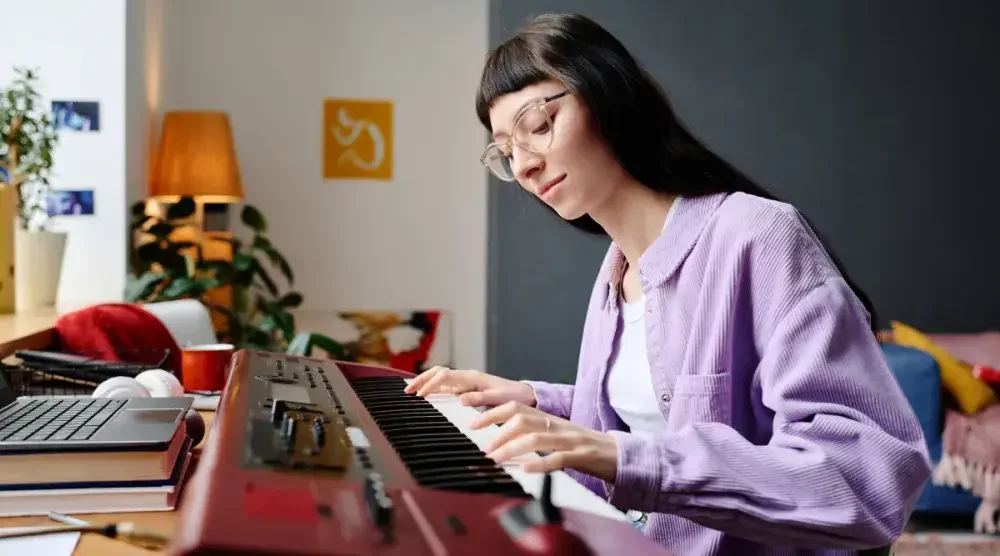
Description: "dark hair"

(476, 12), (878, 334)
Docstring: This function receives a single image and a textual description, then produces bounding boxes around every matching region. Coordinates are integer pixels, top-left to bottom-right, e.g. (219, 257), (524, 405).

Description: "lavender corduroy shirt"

(525, 192), (931, 555)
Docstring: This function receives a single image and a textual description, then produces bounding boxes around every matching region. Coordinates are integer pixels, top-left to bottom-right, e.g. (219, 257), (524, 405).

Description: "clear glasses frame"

(480, 89), (570, 182)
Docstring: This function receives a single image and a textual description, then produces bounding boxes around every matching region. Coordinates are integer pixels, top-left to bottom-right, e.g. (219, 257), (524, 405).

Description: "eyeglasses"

(480, 89), (570, 182)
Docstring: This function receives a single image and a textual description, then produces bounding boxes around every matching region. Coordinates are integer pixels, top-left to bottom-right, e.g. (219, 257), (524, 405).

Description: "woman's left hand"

(471, 401), (619, 482)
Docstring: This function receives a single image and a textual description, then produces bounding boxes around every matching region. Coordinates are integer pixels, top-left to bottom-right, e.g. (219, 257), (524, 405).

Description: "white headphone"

(92, 369), (185, 399)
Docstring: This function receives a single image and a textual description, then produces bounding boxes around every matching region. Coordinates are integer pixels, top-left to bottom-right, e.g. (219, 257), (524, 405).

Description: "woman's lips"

(538, 174), (566, 199)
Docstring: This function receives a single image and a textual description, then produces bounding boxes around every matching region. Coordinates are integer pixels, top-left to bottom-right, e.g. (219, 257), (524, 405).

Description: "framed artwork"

(323, 98), (393, 181)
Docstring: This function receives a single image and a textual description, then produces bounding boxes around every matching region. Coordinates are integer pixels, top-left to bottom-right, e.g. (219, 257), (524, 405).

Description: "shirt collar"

(603, 192), (730, 309)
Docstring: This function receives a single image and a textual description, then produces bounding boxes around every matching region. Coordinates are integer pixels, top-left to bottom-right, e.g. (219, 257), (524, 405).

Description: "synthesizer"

(169, 350), (672, 555)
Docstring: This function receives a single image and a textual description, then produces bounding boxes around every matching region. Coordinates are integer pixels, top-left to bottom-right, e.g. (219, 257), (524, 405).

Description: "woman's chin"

(553, 205), (585, 221)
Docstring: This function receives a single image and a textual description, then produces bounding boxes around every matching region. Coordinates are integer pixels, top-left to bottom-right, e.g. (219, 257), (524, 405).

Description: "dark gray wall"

(487, 0), (1000, 382)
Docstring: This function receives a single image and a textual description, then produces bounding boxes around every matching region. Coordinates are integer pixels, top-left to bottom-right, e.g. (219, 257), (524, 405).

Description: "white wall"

(160, 0), (490, 369)
(0, 0), (128, 307)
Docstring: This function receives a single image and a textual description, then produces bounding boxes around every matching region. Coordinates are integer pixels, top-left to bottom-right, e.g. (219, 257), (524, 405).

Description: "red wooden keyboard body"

(168, 350), (671, 556)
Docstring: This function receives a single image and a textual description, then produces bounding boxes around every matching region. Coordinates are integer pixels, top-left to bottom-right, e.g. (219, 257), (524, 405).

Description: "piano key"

(403, 379), (629, 523)
(352, 377), (532, 498)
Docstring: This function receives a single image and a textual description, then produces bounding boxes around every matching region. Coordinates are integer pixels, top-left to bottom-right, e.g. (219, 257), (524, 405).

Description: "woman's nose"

(511, 145), (544, 181)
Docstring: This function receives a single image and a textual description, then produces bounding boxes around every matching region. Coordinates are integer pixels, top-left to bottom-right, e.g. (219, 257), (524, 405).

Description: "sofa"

(882, 342), (981, 515)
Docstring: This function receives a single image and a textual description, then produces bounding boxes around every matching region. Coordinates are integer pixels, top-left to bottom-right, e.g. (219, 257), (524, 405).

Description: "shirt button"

(661, 393), (671, 402)
(647, 306), (653, 314)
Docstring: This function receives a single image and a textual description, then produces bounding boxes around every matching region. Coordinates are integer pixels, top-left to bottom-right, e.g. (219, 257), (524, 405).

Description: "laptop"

(0, 367), (192, 455)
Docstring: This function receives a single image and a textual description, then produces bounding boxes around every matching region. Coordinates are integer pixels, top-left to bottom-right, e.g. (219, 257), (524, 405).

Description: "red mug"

(180, 343), (235, 392)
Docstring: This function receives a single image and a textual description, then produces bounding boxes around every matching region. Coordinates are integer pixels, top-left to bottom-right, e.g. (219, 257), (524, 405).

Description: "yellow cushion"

(891, 320), (998, 414)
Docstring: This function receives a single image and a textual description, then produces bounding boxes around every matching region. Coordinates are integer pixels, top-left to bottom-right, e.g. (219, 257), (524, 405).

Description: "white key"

(403, 380), (627, 522)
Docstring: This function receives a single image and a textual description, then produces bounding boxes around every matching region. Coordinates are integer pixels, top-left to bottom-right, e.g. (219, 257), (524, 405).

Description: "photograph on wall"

(51, 100), (100, 131)
(46, 189), (95, 216)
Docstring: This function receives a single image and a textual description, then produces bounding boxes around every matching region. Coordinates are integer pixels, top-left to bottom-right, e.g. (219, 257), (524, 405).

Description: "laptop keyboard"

(0, 398), (127, 443)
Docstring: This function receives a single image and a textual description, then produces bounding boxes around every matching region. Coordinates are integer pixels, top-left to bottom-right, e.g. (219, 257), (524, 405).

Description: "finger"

(470, 400), (533, 429)
(482, 413), (545, 453)
(403, 367), (442, 393)
(487, 431), (574, 463)
(414, 368), (461, 397)
(521, 451), (570, 474)
(459, 388), (511, 407)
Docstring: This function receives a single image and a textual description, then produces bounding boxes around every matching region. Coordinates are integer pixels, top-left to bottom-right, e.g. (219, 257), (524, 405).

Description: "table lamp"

(147, 111), (243, 330)
(149, 110), (244, 205)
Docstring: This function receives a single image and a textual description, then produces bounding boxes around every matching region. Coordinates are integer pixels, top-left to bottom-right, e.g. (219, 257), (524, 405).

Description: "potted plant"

(127, 196), (348, 357)
(0, 67), (64, 312)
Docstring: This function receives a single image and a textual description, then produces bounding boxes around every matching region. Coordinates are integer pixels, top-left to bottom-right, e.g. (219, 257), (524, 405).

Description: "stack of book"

(0, 415), (193, 516)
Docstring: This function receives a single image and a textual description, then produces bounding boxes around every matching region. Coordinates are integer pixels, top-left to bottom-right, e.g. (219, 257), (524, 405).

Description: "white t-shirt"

(606, 199), (679, 437)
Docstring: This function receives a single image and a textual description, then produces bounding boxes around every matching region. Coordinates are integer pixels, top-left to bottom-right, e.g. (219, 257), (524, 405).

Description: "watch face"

(626, 509), (649, 531)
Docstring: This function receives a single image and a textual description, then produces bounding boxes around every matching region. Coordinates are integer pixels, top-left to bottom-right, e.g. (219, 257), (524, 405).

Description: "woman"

(404, 12), (930, 555)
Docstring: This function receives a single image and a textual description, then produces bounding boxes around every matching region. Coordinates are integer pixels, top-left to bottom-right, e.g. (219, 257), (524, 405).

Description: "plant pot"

(15, 228), (67, 311)
(0, 188), (15, 314)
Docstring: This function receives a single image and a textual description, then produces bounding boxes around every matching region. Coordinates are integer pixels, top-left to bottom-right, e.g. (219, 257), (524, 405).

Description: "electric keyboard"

(169, 350), (672, 555)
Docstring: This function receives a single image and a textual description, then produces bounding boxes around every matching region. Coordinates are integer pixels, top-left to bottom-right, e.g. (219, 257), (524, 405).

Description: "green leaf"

(245, 327), (272, 347)
(254, 258), (278, 297)
(278, 292), (303, 308)
(136, 241), (164, 263)
(160, 276), (204, 298)
(196, 277), (224, 290)
(167, 196), (197, 220)
(147, 221), (174, 238)
(125, 272), (166, 302)
(287, 332), (347, 359)
(233, 253), (255, 273)
(198, 260), (236, 282)
(252, 238), (294, 284)
(241, 204), (266, 232)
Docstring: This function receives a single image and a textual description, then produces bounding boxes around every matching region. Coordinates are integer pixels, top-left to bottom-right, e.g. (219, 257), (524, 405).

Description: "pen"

(46, 510), (171, 549)
(46, 511), (91, 527)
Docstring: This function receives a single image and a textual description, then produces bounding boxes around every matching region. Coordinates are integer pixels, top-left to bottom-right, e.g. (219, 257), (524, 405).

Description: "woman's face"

(488, 80), (626, 221)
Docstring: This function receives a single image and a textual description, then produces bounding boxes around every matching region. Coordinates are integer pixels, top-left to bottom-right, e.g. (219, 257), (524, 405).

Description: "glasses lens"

(482, 145), (515, 181)
(513, 105), (553, 154)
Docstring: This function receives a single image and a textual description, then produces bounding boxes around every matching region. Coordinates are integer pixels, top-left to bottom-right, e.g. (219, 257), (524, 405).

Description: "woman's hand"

(403, 366), (537, 408)
(471, 401), (619, 482)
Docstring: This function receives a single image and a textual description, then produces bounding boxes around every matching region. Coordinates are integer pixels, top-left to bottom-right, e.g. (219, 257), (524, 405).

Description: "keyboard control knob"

(497, 473), (592, 555)
(311, 417), (326, 448)
(363, 473), (394, 542)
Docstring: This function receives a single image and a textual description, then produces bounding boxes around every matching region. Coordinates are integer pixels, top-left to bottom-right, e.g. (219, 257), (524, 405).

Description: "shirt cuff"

(605, 430), (663, 512)
(520, 380), (565, 415)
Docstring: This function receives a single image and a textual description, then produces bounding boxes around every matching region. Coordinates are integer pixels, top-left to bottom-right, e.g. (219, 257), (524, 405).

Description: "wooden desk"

(0, 309), (215, 555)
(0, 308), (59, 358)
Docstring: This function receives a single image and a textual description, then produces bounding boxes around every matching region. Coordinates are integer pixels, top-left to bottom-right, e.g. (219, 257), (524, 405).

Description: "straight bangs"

(476, 38), (550, 130)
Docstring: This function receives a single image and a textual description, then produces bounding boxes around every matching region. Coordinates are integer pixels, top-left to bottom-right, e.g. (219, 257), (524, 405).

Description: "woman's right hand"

(403, 366), (537, 408)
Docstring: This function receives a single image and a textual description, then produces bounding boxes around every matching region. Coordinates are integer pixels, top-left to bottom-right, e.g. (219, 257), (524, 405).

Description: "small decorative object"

(0, 67), (65, 312)
(51, 100), (100, 132)
(323, 98), (394, 181)
(126, 196), (346, 355)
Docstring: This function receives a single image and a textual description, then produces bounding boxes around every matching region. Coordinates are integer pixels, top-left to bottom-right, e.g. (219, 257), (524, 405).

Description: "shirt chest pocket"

(665, 372), (733, 433)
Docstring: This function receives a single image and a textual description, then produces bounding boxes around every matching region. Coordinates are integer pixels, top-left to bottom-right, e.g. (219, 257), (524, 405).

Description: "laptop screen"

(0, 368), (16, 409)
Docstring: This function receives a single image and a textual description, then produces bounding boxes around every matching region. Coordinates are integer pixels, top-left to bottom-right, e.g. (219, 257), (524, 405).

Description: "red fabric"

(389, 311), (440, 374)
(54, 303), (182, 374)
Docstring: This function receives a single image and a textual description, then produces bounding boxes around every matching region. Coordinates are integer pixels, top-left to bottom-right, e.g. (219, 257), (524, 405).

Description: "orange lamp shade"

(150, 111), (244, 203)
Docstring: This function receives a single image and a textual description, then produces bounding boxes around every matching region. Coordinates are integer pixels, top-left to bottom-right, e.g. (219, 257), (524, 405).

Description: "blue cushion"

(882, 343), (942, 444)
(881, 343), (980, 514)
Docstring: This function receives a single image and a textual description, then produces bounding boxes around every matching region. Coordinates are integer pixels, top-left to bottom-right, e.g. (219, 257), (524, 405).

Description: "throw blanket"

(933, 405), (1000, 533)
